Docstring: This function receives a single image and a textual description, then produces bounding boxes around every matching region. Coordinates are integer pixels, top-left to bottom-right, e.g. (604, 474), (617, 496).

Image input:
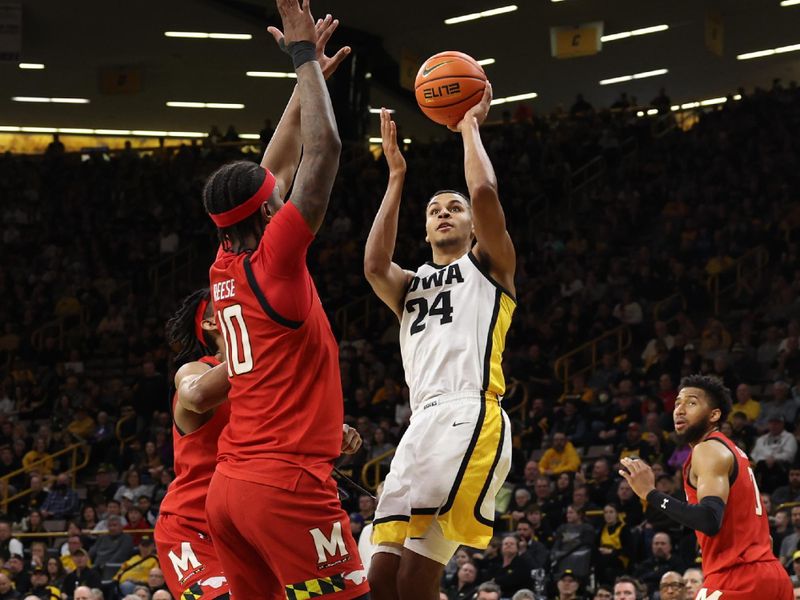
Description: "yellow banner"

(705, 11), (723, 57)
(400, 49), (420, 91)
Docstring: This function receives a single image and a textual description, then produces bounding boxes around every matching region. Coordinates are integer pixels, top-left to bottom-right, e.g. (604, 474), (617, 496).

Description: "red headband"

(209, 168), (277, 228)
(194, 297), (210, 348)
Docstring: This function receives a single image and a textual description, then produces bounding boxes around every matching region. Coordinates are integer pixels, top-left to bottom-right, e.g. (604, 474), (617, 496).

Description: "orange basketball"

(414, 51), (487, 127)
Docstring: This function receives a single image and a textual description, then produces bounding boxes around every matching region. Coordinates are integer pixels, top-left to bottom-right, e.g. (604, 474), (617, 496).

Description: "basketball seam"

(418, 88), (484, 110)
(416, 75), (487, 88)
(425, 52), (484, 71)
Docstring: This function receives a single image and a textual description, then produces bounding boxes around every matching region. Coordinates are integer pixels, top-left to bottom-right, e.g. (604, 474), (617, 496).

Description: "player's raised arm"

(175, 362), (231, 414)
(275, 0), (341, 234)
(263, 15), (350, 202)
(453, 83), (516, 295)
(364, 109), (414, 319)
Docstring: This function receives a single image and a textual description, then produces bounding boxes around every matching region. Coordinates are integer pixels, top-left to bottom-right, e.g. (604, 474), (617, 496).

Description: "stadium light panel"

(445, 5), (517, 25)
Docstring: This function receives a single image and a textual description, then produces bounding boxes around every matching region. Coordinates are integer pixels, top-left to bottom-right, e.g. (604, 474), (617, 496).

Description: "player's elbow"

(307, 126), (341, 156)
(179, 384), (213, 415)
(364, 256), (388, 280)
(470, 181), (498, 202)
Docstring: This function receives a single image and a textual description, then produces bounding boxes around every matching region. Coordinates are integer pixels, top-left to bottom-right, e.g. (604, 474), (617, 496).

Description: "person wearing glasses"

(659, 571), (687, 600)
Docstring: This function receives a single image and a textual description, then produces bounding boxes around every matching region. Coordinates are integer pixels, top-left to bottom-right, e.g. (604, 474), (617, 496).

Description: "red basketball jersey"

(683, 431), (774, 575)
(208, 202), (343, 487)
(159, 356), (229, 525)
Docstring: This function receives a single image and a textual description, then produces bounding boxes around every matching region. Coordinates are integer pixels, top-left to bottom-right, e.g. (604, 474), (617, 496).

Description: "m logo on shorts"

(169, 542), (203, 581)
(309, 522), (348, 567)
(696, 589), (723, 600)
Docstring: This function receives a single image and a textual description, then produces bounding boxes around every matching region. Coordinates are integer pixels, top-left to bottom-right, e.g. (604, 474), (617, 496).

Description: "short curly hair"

(679, 374), (733, 425)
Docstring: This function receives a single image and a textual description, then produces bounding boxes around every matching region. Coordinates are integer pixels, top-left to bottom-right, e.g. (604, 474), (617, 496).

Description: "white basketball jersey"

(400, 251), (516, 414)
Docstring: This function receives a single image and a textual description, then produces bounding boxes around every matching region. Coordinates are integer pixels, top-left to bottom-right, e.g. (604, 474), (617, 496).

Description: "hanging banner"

(550, 22), (603, 59)
(705, 10), (724, 57)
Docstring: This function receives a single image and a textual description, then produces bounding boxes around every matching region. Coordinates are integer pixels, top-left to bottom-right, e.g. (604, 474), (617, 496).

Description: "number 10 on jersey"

(217, 305), (254, 376)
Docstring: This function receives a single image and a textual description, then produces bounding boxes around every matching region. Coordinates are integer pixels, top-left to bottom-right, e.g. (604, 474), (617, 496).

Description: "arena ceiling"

(2, 0), (800, 140)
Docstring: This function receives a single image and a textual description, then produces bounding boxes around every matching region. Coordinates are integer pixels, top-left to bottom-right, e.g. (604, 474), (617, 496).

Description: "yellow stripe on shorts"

(437, 396), (505, 548)
(371, 515), (410, 546)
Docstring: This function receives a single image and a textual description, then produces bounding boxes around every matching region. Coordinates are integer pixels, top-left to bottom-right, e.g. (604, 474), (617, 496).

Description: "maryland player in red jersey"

(157, 288), (361, 600)
(201, 1), (369, 598)
(157, 289), (232, 600)
(621, 374), (793, 600)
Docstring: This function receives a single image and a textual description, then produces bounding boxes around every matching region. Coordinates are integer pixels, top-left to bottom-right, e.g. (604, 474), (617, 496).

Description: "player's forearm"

(296, 60), (340, 159)
(178, 363), (231, 414)
(461, 116), (498, 199)
(261, 87), (302, 197)
(364, 173), (404, 275)
(646, 490), (725, 536)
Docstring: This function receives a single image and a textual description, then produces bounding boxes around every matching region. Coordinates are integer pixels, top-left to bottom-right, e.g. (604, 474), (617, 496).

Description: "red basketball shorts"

(697, 560), (793, 600)
(205, 469), (369, 600)
(154, 513), (230, 599)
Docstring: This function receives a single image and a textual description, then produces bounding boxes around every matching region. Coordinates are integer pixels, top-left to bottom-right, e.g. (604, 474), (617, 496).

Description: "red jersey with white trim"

(682, 431), (774, 575)
(208, 202), (342, 487)
(159, 356), (229, 525)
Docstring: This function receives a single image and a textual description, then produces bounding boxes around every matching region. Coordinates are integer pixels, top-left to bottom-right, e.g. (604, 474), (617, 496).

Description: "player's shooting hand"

(449, 82), (493, 132)
(619, 457), (656, 500)
(381, 109), (406, 175)
(268, 13), (350, 80)
(275, 0), (317, 45)
(341, 424), (362, 455)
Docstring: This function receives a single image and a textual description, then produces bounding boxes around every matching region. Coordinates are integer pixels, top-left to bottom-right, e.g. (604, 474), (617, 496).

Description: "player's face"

(674, 387), (720, 445)
(425, 195), (472, 249)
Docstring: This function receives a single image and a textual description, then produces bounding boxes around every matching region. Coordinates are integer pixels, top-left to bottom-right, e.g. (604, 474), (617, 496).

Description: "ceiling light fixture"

(737, 42), (800, 60)
(444, 5), (517, 25)
(491, 91), (538, 105)
(477, 58), (496, 66)
(780, 0), (800, 6)
(166, 101), (245, 109)
(165, 31), (252, 40)
(19, 63), (45, 70)
(601, 24), (669, 43)
(599, 68), (668, 85)
(246, 71), (298, 79)
(12, 96), (90, 103)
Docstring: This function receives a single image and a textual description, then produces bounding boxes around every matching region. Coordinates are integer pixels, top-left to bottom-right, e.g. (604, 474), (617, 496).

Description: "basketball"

(414, 51), (487, 127)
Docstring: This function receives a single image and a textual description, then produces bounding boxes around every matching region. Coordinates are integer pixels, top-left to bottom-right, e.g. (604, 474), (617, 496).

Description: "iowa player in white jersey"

(364, 84), (515, 600)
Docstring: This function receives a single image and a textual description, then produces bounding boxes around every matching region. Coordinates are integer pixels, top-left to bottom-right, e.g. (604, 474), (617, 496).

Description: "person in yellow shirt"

(114, 537), (159, 595)
(22, 437), (54, 475)
(728, 382), (760, 423)
(539, 432), (581, 475)
(67, 407), (96, 440)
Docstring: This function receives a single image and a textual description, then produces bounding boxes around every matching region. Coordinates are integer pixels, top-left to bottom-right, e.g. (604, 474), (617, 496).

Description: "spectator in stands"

(508, 488), (532, 522)
(151, 592), (170, 600)
(136, 497), (156, 527)
(780, 506), (800, 566)
(752, 416), (797, 492)
(658, 571), (686, 600)
(633, 533), (684, 593)
(73, 587), (92, 600)
(29, 565), (60, 600)
(22, 438), (53, 477)
(45, 557), (65, 589)
(730, 384), (760, 424)
(475, 582), (501, 600)
(0, 573), (20, 600)
(586, 459), (615, 508)
(592, 585), (613, 599)
(553, 399), (589, 447)
(79, 506), (99, 533)
(759, 382), (798, 429)
(540, 432), (581, 475)
(774, 468), (800, 506)
(0, 446), (24, 492)
(28, 541), (48, 571)
(551, 506), (595, 574)
(790, 551), (800, 586)
(96, 501), (127, 530)
(642, 321), (674, 366)
(61, 550), (100, 599)
(88, 516), (133, 569)
(114, 471), (151, 505)
(87, 467), (118, 506)
(40, 473), (80, 520)
(0, 520), (23, 557)
(123, 507), (148, 545)
(613, 575), (645, 600)
(444, 561), (478, 600)
(514, 519), (549, 569)
(114, 538), (158, 595)
(489, 535), (533, 596)
(682, 568), (702, 599)
(617, 422), (653, 464)
(555, 568), (582, 600)
(524, 504), (554, 547)
(144, 569), (166, 596)
(6, 554), (30, 594)
(595, 504), (634, 586)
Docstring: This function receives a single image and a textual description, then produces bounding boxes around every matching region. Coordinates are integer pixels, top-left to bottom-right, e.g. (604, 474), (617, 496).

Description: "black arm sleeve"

(646, 490), (726, 536)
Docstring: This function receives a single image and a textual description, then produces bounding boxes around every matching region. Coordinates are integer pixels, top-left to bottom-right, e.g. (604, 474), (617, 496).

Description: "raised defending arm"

(364, 109), (413, 319)
(263, 15), (350, 201)
(275, 0), (341, 234)
(453, 83), (516, 295)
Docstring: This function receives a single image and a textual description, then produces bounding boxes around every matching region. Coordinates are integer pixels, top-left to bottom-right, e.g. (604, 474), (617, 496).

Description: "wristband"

(287, 40), (317, 70)
(646, 490), (725, 536)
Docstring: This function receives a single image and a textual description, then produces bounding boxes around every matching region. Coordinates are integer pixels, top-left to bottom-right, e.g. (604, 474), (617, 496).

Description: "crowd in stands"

(0, 81), (798, 600)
